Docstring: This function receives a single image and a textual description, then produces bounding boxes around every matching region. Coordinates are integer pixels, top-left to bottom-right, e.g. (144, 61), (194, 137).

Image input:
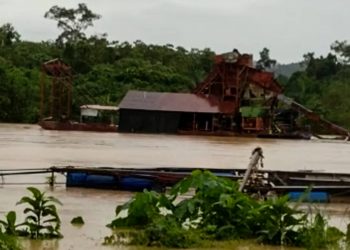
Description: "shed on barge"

(118, 91), (226, 133)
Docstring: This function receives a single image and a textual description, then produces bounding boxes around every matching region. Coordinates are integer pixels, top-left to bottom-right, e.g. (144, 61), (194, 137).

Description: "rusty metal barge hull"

(39, 120), (118, 133)
(38, 121), (311, 139)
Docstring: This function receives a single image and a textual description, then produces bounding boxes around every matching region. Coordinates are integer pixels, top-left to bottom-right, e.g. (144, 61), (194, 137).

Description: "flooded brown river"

(0, 123), (350, 249)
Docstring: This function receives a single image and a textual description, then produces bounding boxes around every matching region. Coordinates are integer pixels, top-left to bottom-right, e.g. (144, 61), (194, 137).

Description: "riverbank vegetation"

(0, 3), (350, 128)
(106, 170), (348, 249)
(0, 187), (62, 246)
(0, 174), (349, 249)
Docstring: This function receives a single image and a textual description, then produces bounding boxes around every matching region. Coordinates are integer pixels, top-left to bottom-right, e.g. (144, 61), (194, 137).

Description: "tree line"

(0, 3), (349, 128)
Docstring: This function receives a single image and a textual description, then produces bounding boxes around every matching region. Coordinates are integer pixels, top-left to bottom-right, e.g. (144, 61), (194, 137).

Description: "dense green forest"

(0, 4), (350, 128)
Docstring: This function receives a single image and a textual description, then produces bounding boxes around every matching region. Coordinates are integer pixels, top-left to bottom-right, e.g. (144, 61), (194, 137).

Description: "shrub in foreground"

(0, 187), (62, 240)
(106, 170), (349, 249)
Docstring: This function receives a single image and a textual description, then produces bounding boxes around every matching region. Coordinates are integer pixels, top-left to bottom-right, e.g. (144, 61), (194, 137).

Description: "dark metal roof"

(119, 90), (224, 113)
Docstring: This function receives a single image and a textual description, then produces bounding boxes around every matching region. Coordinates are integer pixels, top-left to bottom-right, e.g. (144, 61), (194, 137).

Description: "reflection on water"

(0, 123), (349, 249)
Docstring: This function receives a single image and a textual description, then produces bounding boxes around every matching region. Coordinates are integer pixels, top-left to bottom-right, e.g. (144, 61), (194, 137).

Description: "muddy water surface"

(0, 123), (349, 249)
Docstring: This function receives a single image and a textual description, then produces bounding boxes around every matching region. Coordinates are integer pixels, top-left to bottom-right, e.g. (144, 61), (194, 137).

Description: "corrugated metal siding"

(118, 109), (180, 133)
(119, 91), (221, 114)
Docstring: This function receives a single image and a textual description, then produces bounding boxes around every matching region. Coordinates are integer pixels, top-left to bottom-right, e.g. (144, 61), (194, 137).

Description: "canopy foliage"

(0, 3), (350, 129)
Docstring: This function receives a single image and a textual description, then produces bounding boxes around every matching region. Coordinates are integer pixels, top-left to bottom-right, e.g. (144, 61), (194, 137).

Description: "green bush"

(298, 213), (344, 249)
(106, 170), (348, 248)
(0, 232), (21, 250)
(16, 187), (63, 239)
(0, 211), (22, 236)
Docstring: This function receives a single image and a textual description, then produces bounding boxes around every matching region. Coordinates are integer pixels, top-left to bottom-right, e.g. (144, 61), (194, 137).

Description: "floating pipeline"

(66, 171), (332, 203)
(67, 172), (156, 191)
(0, 166), (341, 203)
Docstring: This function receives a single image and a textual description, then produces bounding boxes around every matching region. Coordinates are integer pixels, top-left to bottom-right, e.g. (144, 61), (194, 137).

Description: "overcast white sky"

(0, 0), (349, 63)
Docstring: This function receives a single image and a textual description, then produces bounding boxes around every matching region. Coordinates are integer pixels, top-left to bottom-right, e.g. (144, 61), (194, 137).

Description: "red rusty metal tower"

(194, 51), (282, 115)
(40, 59), (73, 121)
(193, 50), (283, 132)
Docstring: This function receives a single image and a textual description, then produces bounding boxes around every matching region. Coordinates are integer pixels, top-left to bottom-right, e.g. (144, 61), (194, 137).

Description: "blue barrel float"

(288, 191), (329, 203)
(66, 172), (88, 187)
(66, 172), (155, 191)
(119, 176), (155, 191)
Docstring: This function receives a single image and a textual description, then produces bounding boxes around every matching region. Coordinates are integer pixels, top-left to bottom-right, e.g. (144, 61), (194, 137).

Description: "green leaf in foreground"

(16, 187), (62, 239)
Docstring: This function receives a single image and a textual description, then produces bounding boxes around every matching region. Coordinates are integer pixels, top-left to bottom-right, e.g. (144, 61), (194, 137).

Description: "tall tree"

(44, 3), (101, 45)
(301, 52), (315, 66)
(256, 47), (276, 71)
(305, 53), (339, 80)
(0, 23), (20, 46)
(331, 40), (350, 64)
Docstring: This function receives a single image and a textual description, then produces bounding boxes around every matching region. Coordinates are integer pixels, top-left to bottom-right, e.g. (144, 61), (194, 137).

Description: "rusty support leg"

(67, 76), (72, 118)
(39, 72), (45, 119)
